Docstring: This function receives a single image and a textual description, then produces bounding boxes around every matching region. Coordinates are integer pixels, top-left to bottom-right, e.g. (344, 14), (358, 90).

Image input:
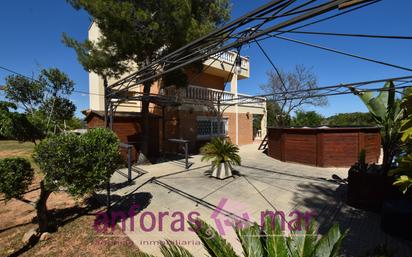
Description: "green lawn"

(0, 140), (35, 154)
(0, 140), (142, 256)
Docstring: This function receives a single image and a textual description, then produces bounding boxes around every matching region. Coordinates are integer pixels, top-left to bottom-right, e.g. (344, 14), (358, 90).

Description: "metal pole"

(103, 77), (111, 214)
(185, 142), (189, 169)
(128, 146), (132, 182)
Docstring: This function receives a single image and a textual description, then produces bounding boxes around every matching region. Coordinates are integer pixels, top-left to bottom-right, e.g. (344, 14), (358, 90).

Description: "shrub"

(0, 158), (34, 200)
(33, 128), (122, 197)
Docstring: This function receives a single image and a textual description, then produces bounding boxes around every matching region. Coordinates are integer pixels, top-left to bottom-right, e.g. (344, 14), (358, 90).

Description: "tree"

(266, 100), (291, 127)
(261, 65), (327, 127)
(30, 128), (122, 232)
(292, 110), (324, 127)
(137, 217), (346, 257)
(350, 81), (403, 173)
(39, 97), (76, 125)
(0, 101), (44, 143)
(0, 128), (122, 233)
(3, 75), (44, 115)
(326, 112), (376, 126)
(4, 68), (76, 134)
(63, 0), (231, 157)
(66, 116), (85, 130)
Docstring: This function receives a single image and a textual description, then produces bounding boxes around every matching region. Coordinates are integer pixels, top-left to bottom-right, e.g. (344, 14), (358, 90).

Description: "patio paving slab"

(97, 143), (412, 256)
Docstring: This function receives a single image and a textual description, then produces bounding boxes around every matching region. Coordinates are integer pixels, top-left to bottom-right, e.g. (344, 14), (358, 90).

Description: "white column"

(231, 73), (239, 145)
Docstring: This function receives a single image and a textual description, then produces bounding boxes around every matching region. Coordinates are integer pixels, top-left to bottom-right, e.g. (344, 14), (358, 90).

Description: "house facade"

(84, 22), (267, 159)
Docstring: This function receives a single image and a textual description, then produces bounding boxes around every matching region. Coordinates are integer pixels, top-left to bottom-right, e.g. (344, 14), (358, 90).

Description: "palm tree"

(137, 217), (347, 257)
(200, 137), (241, 179)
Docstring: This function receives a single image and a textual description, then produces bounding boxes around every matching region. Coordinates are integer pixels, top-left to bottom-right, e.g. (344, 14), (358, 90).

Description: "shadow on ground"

(92, 191), (153, 232)
(292, 176), (412, 257)
(8, 197), (103, 257)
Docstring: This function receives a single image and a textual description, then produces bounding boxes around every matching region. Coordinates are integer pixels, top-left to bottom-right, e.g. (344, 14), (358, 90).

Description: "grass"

(0, 140), (35, 152)
(0, 140), (142, 256)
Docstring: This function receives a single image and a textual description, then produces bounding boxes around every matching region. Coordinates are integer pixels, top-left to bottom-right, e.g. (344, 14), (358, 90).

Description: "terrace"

(104, 143), (412, 256)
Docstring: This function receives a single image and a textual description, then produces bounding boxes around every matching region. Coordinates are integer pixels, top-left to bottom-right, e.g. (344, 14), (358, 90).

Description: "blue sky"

(0, 0), (411, 117)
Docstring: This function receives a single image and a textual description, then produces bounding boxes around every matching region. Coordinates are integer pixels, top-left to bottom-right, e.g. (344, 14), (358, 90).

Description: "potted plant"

(347, 149), (388, 210)
(200, 137), (241, 179)
(348, 81), (403, 210)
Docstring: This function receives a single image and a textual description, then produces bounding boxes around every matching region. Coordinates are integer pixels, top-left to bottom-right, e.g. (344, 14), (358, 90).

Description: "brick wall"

(226, 112), (253, 145)
(86, 115), (160, 161)
(161, 109), (254, 153)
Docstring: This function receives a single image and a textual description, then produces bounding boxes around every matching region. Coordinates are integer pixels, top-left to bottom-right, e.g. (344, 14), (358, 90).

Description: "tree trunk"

(36, 180), (52, 233)
(140, 80), (152, 160)
(382, 145), (394, 175)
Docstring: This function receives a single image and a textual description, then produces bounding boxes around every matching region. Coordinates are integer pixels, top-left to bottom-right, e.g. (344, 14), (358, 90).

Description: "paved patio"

(99, 144), (412, 256)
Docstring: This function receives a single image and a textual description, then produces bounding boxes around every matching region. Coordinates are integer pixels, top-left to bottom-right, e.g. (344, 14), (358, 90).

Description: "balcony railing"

(211, 51), (249, 69)
(164, 85), (265, 108)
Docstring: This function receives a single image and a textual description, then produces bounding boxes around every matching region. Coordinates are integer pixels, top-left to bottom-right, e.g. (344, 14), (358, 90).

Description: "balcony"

(203, 51), (250, 79)
(164, 85), (265, 109)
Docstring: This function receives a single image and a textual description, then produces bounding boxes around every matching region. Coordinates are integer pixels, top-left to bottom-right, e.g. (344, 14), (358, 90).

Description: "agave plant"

(137, 217), (347, 257)
(200, 137), (241, 179)
(350, 81), (403, 173)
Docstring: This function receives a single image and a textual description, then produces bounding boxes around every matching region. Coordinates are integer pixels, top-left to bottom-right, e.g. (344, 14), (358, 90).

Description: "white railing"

(164, 85), (265, 108)
(211, 51), (249, 69)
(187, 85), (234, 102)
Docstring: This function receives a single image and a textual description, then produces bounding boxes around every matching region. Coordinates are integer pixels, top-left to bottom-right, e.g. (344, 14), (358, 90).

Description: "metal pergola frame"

(103, 0), (379, 119)
(101, 0), (411, 212)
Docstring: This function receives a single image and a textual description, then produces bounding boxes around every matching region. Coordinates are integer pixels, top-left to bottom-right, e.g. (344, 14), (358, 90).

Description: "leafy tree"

(0, 101), (44, 143)
(266, 100), (291, 127)
(0, 128), (122, 233)
(3, 75), (44, 115)
(4, 68), (76, 135)
(292, 110), (324, 127)
(261, 65), (327, 127)
(39, 68), (74, 97)
(63, 0), (231, 157)
(137, 217), (347, 257)
(350, 81), (403, 173)
(39, 97), (76, 125)
(31, 128), (122, 232)
(326, 112), (376, 126)
(66, 116), (85, 130)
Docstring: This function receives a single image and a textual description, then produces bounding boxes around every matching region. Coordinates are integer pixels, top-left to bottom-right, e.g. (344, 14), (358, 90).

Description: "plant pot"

(347, 166), (388, 211)
(211, 162), (233, 180)
(381, 198), (412, 241)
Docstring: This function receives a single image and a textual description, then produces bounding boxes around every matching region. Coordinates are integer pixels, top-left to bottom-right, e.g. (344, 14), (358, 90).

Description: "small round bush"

(33, 128), (122, 197)
(0, 157), (34, 200)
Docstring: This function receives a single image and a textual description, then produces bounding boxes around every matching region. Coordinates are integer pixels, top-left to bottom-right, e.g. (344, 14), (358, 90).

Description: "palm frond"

(262, 215), (289, 257)
(160, 240), (195, 257)
(189, 219), (240, 257)
(200, 137), (241, 167)
(235, 223), (265, 257)
(313, 223), (347, 257)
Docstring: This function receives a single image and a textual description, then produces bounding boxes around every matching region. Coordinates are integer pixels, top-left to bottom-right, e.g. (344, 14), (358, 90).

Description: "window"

(197, 117), (228, 139)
